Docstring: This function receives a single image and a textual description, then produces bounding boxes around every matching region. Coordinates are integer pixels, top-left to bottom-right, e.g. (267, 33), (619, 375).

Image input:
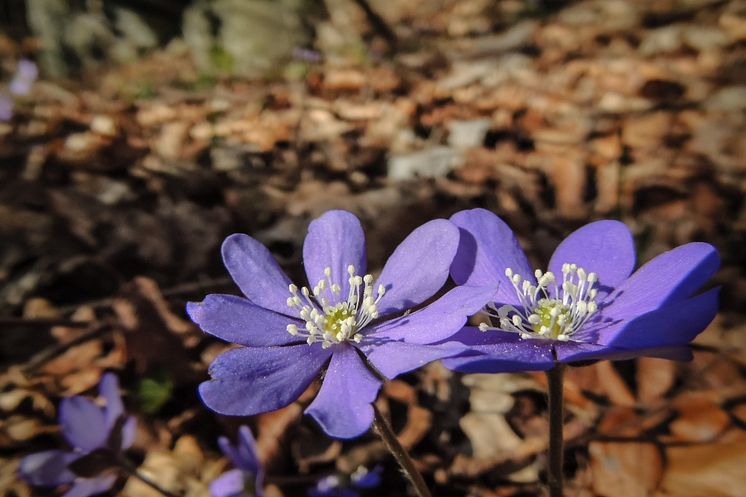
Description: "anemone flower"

(443, 208), (719, 372)
(189, 210), (493, 439)
(19, 373), (136, 497)
(210, 426), (264, 497)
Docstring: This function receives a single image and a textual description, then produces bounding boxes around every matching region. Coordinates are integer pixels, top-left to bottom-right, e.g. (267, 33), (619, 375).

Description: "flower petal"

(19, 450), (78, 486)
(99, 373), (123, 430)
(187, 295), (302, 347)
(600, 287), (719, 349)
(209, 469), (251, 497)
(601, 242), (720, 320)
(303, 210), (366, 306)
(61, 475), (117, 497)
(367, 285), (496, 344)
(359, 340), (466, 379)
(548, 220), (635, 296)
(218, 426), (261, 474)
(59, 397), (108, 451)
(441, 327), (555, 373)
(374, 219), (459, 317)
(554, 341), (693, 363)
(120, 416), (137, 450)
(222, 233), (293, 316)
(305, 346), (382, 439)
(199, 345), (331, 416)
(450, 209), (533, 307)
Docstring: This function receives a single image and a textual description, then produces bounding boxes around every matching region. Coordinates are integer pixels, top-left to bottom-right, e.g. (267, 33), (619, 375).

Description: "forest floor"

(1, 1), (745, 496)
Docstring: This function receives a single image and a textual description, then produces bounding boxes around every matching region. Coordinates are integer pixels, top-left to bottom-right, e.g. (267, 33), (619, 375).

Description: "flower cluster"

(189, 208), (719, 439)
(19, 373), (136, 497)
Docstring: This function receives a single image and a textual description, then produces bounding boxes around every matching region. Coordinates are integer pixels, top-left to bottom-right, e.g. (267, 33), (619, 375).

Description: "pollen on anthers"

(285, 265), (385, 348)
(479, 263), (599, 342)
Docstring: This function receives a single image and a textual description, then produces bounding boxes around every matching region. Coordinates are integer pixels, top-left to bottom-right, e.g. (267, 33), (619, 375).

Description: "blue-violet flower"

(308, 466), (382, 497)
(19, 373), (136, 497)
(189, 210), (493, 439)
(210, 426), (264, 497)
(443, 208), (720, 371)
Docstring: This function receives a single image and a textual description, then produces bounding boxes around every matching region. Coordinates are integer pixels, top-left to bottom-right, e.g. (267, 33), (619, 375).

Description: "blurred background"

(1, 1), (744, 496)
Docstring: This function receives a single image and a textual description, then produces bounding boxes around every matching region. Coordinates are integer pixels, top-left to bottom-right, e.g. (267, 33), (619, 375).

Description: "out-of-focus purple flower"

(443, 208), (720, 371)
(189, 210), (493, 439)
(292, 47), (322, 63)
(210, 426), (264, 497)
(308, 466), (382, 497)
(19, 373), (136, 497)
(9, 59), (37, 96)
(0, 95), (12, 121)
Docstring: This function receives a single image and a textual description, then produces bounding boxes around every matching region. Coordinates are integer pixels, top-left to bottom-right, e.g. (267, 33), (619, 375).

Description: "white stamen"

(285, 264), (385, 347)
(480, 263), (600, 342)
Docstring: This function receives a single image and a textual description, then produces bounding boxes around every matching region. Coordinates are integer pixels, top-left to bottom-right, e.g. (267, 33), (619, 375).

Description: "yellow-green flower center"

(480, 263), (599, 342)
(285, 265), (385, 348)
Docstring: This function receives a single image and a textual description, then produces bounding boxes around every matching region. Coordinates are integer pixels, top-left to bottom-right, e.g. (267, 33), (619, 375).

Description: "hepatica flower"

(189, 210), (493, 439)
(211, 426), (264, 497)
(444, 208), (719, 371)
(308, 466), (382, 497)
(19, 373), (136, 497)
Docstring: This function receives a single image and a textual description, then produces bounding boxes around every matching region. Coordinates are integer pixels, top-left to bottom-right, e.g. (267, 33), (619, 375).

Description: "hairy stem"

(116, 457), (181, 497)
(372, 403), (432, 497)
(546, 365), (565, 497)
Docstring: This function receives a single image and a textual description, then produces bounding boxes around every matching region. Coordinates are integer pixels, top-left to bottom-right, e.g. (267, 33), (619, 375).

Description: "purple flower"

(189, 210), (493, 439)
(210, 426), (264, 497)
(0, 95), (12, 121)
(308, 466), (382, 497)
(19, 373), (136, 497)
(9, 59), (38, 96)
(443, 208), (720, 372)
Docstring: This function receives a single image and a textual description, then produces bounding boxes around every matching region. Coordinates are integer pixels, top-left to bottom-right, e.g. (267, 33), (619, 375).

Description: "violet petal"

(305, 346), (382, 439)
(19, 450), (78, 486)
(221, 234), (293, 316)
(359, 340), (466, 379)
(548, 220), (635, 298)
(99, 373), (123, 430)
(374, 219), (459, 317)
(303, 210), (366, 306)
(59, 397), (108, 451)
(60, 475), (117, 497)
(199, 345), (331, 416)
(209, 469), (251, 497)
(600, 242), (719, 321)
(441, 327), (555, 373)
(367, 285), (496, 344)
(600, 287), (719, 349)
(450, 209), (533, 306)
(187, 295), (303, 347)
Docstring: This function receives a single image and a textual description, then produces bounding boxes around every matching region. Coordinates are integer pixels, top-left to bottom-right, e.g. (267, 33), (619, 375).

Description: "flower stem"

(546, 365), (565, 497)
(372, 403), (432, 497)
(116, 456), (181, 497)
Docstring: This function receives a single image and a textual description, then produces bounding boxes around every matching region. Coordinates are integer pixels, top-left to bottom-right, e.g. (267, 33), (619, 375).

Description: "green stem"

(546, 365), (565, 497)
(372, 403), (432, 497)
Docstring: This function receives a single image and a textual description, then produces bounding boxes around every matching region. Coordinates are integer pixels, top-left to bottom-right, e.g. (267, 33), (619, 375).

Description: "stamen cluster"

(286, 265), (385, 348)
(479, 263), (598, 341)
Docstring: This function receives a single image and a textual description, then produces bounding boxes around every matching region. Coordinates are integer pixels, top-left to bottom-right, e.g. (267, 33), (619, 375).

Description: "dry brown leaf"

(637, 357), (677, 404)
(590, 441), (663, 497)
(668, 391), (730, 443)
(657, 429), (746, 497)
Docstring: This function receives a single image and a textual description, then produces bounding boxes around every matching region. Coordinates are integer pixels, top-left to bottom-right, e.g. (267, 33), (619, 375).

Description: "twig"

(352, 0), (398, 47)
(21, 324), (111, 374)
(116, 456), (182, 497)
(372, 403), (432, 497)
